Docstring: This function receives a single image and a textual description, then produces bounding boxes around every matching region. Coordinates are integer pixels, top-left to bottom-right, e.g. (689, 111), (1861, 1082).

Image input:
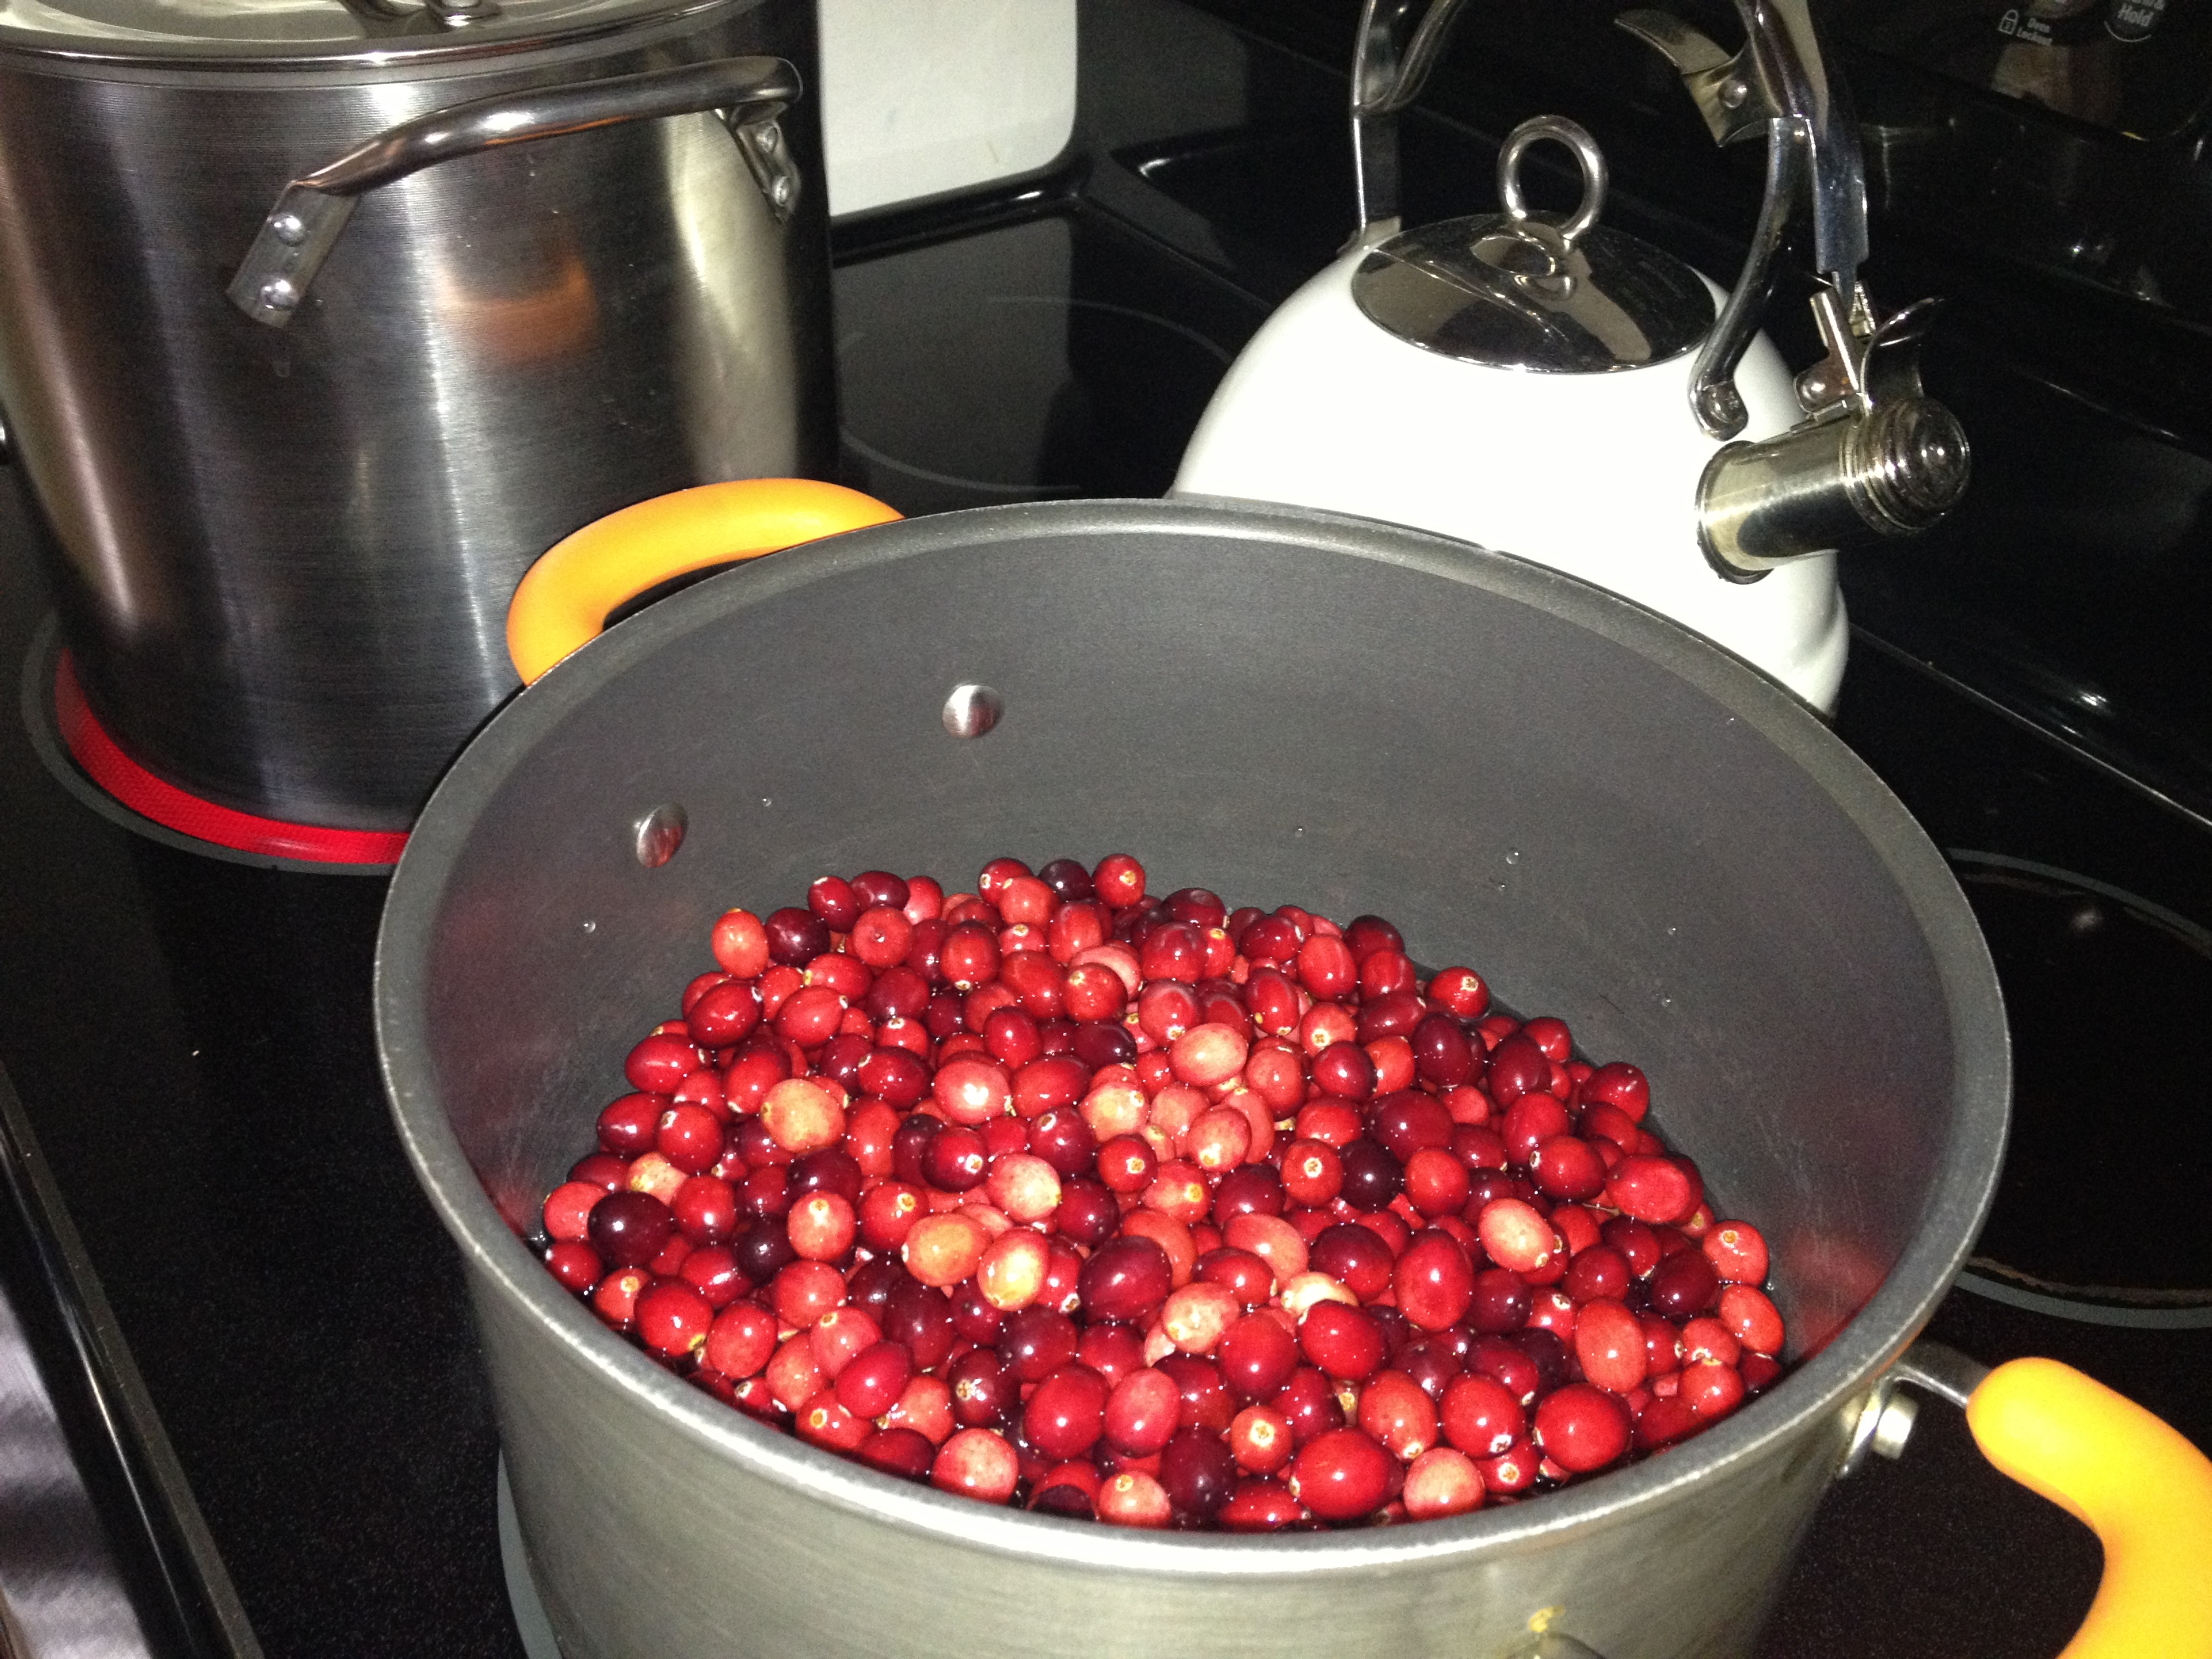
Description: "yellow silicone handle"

(506, 478), (903, 684)
(1966, 1357), (2212, 1659)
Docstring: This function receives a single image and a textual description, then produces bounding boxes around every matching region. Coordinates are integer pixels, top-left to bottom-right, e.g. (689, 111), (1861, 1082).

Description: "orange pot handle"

(1961, 1357), (2212, 1658)
(506, 478), (902, 684)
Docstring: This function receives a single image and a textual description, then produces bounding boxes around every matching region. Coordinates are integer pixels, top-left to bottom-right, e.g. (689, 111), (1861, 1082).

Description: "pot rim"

(375, 495), (2010, 1573)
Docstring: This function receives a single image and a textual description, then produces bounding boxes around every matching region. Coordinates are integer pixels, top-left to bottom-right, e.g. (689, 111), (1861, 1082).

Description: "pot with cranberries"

(376, 487), (2212, 1659)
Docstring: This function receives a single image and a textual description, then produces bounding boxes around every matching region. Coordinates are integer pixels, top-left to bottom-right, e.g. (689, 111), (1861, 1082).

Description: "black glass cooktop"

(3, 4), (2209, 1657)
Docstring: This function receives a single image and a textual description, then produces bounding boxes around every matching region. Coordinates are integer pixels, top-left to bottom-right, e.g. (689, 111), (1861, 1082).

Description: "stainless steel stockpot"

(0, 0), (833, 834)
(376, 497), (2018, 1659)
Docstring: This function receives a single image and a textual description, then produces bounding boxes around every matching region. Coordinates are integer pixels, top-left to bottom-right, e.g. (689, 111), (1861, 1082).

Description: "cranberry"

(1647, 1249), (1721, 1319)
(588, 1190), (675, 1267)
(1336, 1139), (1404, 1212)
(932, 1427), (1019, 1502)
(1298, 1302), (1386, 1381)
(1393, 1231), (1475, 1332)
(921, 1124), (989, 1191)
(764, 907), (831, 966)
(1215, 1310), (1300, 1402)
(1079, 1235), (1172, 1324)
(1160, 1427), (1238, 1521)
(1410, 1013), (1475, 1086)
(1369, 1090), (1454, 1160)
(1103, 1366), (1181, 1456)
(1484, 1033), (1549, 1104)
(1536, 1383), (1631, 1473)
(1271, 1364), (1347, 1447)
(1023, 1363), (1109, 1460)
(998, 1305), (1080, 1382)
(1155, 1353), (1236, 1435)
(1439, 1371), (1525, 1456)
(1289, 1427), (1393, 1522)
(636, 1282), (713, 1359)
(1052, 1176), (1119, 1247)
(1309, 1041), (1375, 1100)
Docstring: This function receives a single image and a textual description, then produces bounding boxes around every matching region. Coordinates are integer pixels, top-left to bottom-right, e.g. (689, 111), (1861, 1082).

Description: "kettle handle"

(226, 56), (802, 329)
(1347, 0), (1475, 247)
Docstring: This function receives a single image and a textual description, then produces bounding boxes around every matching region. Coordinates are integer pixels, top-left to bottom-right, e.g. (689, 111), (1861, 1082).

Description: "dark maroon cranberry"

(1037, 1018), (1078, 1055)
(818, 1035), (876, 1097)
(1210, 1163), (1285, 1224)
(1028, 1107), (1098, 1176)
(1410, 1012), (1475, 1087)
(1155, 1354), (1236, 1435)
(1467, 1267), (1533, 1334)
(1515, 1327), (1576, 1395)
(737, 1164), (790, 1220)
(1561, 1244), (1631, 1305)
(1310, 1223), (1395, 1301)
(902, 917), (951, 985)
(1070, 1021), (1136, 1070)
(1271, 1365), (1347, 1447)
(921, 991), (966, 1039)
(1485, 1033), (1549, 1104)
(1238, 914), (1300, 963)
(1079, 1235), (1174, 1324)
(863, 964), (931, 1021)
(922, 1125), (989, 1191)
(883, 1280), (956, 1371)
(732, 1216), (796, 1284)
(1031, 1481), (1094, 1519)
(1160, 1427), (1237, 1521)
(1354, 991), (1426, 1044)
(1648, 1249), (1721, 1319)
(789, 1147), (863, 1206)
(851, 869), (910, 912)
(1465, 1170), (1521, 1210)
(1368, 1090), (1454, 1160)
(845, 1254), (909, 1317)
(586, 1190), (674, 1267)
(1053, 1177), (1119, 1247)
(890, 1113), (941, 1187)
(1398, 1338), (1465, 1399)
(764, 906), (831, 967)
(1370, 1303), (1412, 1358)
(950, 1276), (1005, 1344)
(1164, 888), (1229, 930)
(1343, 914), (1405, 960)
(948, 1349), (1016, 1428)
(1336, 1138), (1404, 1213)
(998, 1305), (1080, 1383)
(856, 1426), (935, 1481)
(1036, 858), (1096, 901)
(1469, 1335), (1542, 1406)
(1310, 1042), (1376, 1100)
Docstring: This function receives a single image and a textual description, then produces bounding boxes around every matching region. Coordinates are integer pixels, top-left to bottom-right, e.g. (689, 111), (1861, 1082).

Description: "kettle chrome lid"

(1351, 116), (1713, 375)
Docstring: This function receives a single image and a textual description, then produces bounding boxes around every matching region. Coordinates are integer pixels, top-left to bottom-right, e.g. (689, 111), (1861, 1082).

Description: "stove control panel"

(1837, 0), (2212, 139)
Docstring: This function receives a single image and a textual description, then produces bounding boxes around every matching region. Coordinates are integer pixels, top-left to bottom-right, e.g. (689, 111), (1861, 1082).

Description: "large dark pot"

(375, 497), (2186, 1658)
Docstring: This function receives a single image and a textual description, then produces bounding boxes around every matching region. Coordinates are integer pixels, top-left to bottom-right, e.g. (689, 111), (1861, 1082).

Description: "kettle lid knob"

(1350, 117), (1717, 375)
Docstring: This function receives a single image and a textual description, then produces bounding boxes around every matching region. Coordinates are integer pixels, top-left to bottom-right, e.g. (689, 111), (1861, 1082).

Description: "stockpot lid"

(1351, 114), (1715, 375)
(0, 0), (724, 64)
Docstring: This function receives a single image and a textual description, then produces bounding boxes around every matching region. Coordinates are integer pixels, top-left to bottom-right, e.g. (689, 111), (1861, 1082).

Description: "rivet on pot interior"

(633, 803), (687, 868)
(942, 683), (1004, 739)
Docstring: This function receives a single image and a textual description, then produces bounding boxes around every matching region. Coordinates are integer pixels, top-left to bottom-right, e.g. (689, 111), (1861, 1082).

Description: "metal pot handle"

(1858, 1340), (2212, 1656)
(226, 55), (802, 329)
(504, 479), (901, 684)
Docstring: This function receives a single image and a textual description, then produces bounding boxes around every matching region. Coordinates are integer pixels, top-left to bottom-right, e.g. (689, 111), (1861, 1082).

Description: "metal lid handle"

(1496, 115), (1609, 251)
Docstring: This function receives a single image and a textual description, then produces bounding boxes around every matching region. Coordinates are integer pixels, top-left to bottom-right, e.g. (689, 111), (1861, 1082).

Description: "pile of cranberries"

(537, 855), (1787, 1530)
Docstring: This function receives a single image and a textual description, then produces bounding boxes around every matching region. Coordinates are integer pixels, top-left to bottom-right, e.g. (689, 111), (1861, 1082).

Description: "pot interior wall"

(395, 501), (1990, 1359)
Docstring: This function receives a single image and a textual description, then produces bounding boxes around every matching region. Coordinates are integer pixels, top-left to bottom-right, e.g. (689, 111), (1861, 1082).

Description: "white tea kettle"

(1174, 0), (1971, 711)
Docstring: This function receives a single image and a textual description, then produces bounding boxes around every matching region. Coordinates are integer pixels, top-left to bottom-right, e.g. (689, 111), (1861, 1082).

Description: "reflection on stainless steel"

(1347, 0), (1475, 244)
(227, 57), (802, 325)
(1351, 118), (1712, 373)
(0, 0), (834, 831)
(0, 1067), (260, 1658)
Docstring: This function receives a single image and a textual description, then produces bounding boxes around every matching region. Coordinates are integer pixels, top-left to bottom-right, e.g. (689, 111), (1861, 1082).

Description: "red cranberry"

(636, 1282), (713, 1359)
(1393, 1231), (1475, 1332)
(732, 1216), (797, 1284)
(1369, 1090), (1454, 1160)
(998, 1305), (1080, 1382)
(1298, 1302), (1386, 1381)
(1290, 1427), (1393, 1522)
(1309, 1042), (1376, 1100)
(1155, 1353), (1236, 1435)
(1271, 1364), (1347, 1447)
(882, 1280), (956, 1371)
(1023, 1363), (1109, 1460)
(1215, 1310), (1300, 1402)
(1534, 1383), (1631, 1473)
(947, 1350), (1015, 1429)
(1410, 1014), (1474, 1086)
(1485, 1033), (1549, 1104)
(1103, 1366), (1181, 1456)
